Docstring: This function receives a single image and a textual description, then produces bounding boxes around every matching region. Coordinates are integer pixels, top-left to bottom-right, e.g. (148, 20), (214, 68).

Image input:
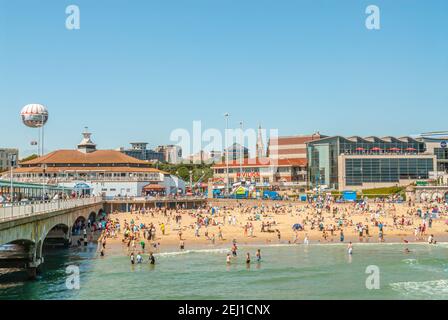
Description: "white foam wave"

(402, 259), (418, 265)
(390, 279), (448, 297)
(155, 248), (230, 257)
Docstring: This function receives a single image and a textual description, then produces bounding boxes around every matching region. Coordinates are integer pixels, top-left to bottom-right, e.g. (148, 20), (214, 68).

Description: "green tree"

(20, 154), (39, 162)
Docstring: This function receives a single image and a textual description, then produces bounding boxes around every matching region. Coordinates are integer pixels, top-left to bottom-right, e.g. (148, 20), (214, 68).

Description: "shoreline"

(96, 235), (448, 257)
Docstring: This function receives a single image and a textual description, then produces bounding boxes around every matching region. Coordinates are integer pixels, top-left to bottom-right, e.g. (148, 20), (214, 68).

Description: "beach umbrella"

(355, 147), (364, 151)
(406, 147), (417, 151)
(371, 147), (382, 151)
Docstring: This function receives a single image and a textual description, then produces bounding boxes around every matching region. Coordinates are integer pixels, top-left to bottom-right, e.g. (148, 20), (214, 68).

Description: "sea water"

(1, 243), (448, 300)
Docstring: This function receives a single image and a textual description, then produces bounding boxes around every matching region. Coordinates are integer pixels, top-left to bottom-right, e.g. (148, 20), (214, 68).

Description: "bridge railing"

(0, 197), (103, 222)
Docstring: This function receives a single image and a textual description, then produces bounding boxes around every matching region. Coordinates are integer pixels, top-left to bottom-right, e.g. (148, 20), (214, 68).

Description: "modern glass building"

(416, 133), (448, 173)
(307, 136), (437, 191)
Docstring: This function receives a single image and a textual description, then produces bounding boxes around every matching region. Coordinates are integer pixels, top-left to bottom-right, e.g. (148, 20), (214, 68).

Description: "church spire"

(256, 124), (265, 158)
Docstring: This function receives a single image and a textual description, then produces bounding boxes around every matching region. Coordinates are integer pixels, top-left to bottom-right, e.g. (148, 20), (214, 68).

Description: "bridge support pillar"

(26, 257), (43, 280)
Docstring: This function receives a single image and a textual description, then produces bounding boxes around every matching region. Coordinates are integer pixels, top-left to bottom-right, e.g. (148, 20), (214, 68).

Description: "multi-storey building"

(120, 142), (164, 162)
(0, 148), (19, 172)
(155, 145), (183, 164)
(307, 136), (437, 191)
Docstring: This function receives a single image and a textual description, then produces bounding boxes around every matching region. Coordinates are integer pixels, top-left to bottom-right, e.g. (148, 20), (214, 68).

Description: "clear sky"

(1, 0), (447, 157)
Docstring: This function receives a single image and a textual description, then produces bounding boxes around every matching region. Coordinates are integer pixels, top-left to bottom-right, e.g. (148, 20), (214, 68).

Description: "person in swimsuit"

(246, 253), (251, 265)
(130, 253), (135, 265)
(256, 249), (261, 262)
(231, 244), (238, 257)
(149, 253), (156, 265)
(347, 242), (353, 255)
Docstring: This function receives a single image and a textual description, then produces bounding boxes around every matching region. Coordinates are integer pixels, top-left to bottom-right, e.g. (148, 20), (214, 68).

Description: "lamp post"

(9, 154), (17, 218)
(239, 120), (243, 183)
(224, 113), (230, 195)
(42, 164), (48, 201)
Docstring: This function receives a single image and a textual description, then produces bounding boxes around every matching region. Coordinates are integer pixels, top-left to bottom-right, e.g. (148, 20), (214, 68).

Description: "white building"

(2, 130), (186, 198)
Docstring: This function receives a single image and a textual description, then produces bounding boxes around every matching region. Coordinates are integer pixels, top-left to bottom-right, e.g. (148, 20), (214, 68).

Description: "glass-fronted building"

(307, 136), (437, 191)
(416, 134), (448, 173)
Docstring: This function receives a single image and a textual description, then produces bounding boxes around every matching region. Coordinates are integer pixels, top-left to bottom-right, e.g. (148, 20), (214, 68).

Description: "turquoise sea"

(1, 243), (448, 300)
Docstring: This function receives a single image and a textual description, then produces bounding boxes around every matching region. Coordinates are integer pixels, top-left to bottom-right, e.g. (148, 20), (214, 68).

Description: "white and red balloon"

(20, 104), (49, 128)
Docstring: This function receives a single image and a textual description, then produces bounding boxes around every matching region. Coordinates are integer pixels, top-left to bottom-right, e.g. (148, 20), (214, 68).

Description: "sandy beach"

(96, 200), (448, 255)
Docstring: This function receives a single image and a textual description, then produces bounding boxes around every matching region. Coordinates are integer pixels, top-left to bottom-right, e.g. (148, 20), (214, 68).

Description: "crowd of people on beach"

(82, 195), (448, 267)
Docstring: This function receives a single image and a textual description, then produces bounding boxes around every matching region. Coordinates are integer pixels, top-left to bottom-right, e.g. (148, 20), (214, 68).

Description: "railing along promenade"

(106, 196), (207, 202)
(0, 197), (103, 222)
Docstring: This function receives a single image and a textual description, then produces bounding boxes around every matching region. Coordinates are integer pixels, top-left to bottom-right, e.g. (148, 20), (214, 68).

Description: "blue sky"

(1, 0), (447, 157)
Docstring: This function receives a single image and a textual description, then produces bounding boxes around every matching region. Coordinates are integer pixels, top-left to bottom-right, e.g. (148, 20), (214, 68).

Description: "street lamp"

(239, 120), (243, 183)
(224, 113), (230, 195)
(42, 164), (48, 201)
(8, 154), (17, 218)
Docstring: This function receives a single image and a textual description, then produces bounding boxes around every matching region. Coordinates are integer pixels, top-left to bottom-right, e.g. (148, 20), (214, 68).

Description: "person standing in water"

(231, 243), (238, 257)
(256, 249), (262, 262)
(246, 253), (251, 265)
(304, 234), (310, 245)
(226, 254), (231, 265)
(130, 253), (135, 265)
(149, 253), (156, 265)
(347, 242), (353, 255)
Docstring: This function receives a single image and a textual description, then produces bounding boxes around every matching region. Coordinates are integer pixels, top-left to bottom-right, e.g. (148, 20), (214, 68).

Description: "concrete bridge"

(0, 196), (207, 279)
(0, 197), (104, 278)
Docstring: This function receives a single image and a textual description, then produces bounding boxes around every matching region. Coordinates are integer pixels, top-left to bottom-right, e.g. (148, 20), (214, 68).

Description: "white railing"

(0, 197), (103, 222)
(106, 196), (207, 202)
